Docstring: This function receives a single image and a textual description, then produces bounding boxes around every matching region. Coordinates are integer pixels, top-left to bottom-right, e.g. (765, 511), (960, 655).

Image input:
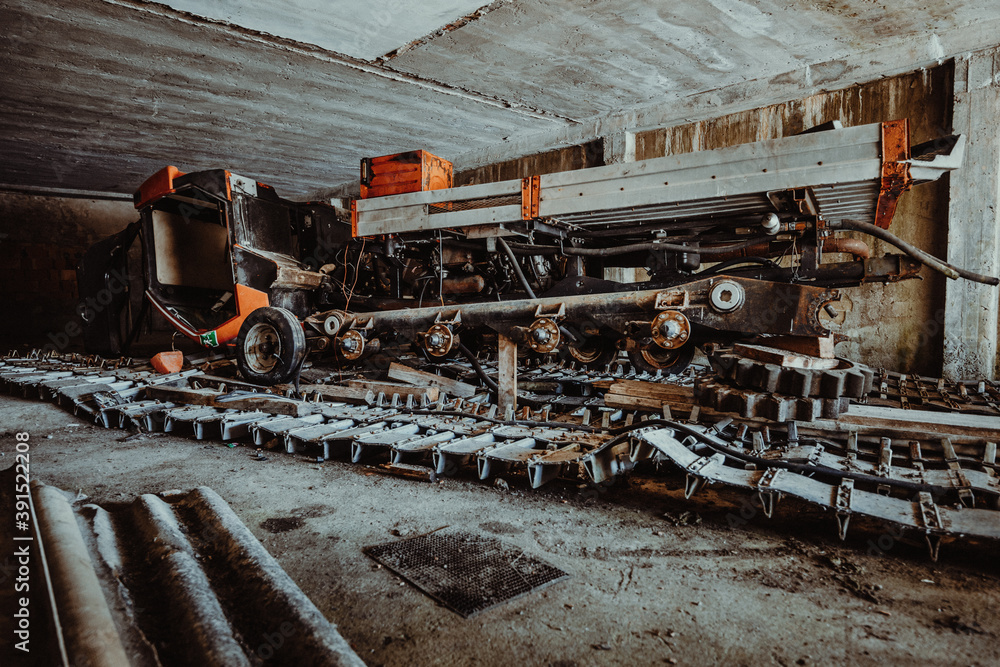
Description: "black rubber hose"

(838, 218), (1000, 285)
(497, 237), (538, 299)
(456, 342), (500, 394)
(697, 256), (780, 276)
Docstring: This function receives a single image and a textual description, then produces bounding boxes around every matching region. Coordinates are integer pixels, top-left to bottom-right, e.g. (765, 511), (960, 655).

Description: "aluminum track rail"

(353, 122), (965, 237)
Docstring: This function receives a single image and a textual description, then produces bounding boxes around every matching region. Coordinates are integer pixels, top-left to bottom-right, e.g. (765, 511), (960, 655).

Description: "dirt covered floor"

(1, 393), (997, 666)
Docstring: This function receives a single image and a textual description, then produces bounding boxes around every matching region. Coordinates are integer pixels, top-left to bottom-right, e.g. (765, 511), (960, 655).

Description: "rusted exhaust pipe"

(441, 274), (486, 294)
(707, 238), (871, 263)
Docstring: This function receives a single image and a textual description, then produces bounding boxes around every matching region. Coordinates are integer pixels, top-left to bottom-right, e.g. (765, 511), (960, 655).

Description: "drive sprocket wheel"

(708, 350), (874, 400)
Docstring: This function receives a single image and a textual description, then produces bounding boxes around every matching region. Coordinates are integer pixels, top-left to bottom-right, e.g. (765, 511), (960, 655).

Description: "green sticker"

(199, 330), (219, 347)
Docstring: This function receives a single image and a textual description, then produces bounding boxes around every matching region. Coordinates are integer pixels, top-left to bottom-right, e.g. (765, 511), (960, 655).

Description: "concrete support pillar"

(602, 130), (641, 284)
(603, 130), (636, 164)
(944, 49), (1000, 380)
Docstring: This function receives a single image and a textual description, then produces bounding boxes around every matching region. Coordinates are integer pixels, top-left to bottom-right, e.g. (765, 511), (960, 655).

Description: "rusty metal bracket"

(521, 175), (540, 220)
(874, 120), (914, 229)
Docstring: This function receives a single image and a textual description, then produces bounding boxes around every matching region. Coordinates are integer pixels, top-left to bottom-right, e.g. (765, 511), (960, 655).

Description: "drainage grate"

(364, 530), (569, 617)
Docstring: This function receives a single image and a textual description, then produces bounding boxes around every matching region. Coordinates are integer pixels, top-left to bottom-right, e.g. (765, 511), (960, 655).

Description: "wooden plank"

(295, 384), (375, 405)
(346, 379), (439, 402)
(144, 384), (313, 416)
(497, 334), (517, 416)
(387, 362), (477, 398)
(733, 342), (840, 369)
(845, 404), (1000, 432)
(372, 463), (437, 483)
(749, 335), (836, 359)
(145, 385), (221, 406)
(214, 395), (313, 417)
(607, 379), (695, 401)
(604, 394), (691, 411)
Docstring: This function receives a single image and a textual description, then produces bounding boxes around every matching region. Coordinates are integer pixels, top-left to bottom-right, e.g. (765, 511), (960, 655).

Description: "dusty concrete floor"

(1, 393), (997, 667)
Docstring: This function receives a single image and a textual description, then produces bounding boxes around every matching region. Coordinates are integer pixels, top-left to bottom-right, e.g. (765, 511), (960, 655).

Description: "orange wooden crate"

(359, 150), (453, 199)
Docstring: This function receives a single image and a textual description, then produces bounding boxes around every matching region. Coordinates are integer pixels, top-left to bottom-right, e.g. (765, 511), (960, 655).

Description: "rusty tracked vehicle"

(79, 120), (992, 386)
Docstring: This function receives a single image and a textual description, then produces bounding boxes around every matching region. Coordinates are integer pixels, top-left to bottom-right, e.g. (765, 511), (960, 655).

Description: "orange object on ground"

(359, 150), (453, 199)
(151, 350), (184, 374)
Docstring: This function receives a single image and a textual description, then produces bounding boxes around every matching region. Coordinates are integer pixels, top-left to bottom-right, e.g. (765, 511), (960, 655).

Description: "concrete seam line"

(31, 482), (131, 667)
(98, 0), (572, 124)
(185, 486), (368, 667)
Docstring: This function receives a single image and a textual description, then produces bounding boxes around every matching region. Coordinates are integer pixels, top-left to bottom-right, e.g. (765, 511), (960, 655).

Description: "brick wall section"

(0, 193), (136, 347)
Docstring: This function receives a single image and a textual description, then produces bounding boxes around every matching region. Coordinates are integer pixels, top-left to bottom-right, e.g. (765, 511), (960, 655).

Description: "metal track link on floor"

(3, 349), (999, 559)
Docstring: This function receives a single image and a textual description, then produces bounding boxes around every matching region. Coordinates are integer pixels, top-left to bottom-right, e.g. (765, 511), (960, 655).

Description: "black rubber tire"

(628, 342), (695, 375)
(567, 336), (618, 369)
(236, 306), (307, 385)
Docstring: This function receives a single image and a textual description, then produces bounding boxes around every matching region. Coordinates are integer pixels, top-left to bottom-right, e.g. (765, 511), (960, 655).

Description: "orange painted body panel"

(359, 150), (453, 199)
(134, 165), (185, 209)
(214, 284), (270, 344)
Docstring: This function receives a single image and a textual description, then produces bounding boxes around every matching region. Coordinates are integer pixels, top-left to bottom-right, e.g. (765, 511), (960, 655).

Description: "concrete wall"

(455, 140), (603, 186)
(944, 48), (1000, 380)
(0, 193), (136, 349)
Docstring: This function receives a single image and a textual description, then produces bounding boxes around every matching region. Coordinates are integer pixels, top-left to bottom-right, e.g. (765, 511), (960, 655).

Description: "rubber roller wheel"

(567, 336), (618, 369)
(628, 342), (695, 375)
(236, 306), (307, 385)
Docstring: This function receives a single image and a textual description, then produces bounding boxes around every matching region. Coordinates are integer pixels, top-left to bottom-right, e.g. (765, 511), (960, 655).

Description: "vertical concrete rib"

(945, 48), (1000, 379)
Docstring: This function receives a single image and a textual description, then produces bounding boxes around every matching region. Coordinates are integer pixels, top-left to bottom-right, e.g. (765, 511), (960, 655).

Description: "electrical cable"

(456, 342), (500, 393)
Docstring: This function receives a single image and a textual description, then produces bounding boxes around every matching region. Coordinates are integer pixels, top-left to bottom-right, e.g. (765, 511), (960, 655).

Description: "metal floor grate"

(364, 530), (569, 617)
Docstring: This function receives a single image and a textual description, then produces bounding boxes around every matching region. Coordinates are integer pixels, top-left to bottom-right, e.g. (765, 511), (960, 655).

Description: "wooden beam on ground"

(295, 384), (375, 405)
(145, 384), (314, 416)
(145, 385), (222, 406)
(839, 404), (1000, 440)
(346, 379), (439, 402)
(387, 362), (477, 398)
(603, 379), (695, 412)
(214, 395), (313, 416)
(733, 343), (839, 369)
(747, 335), (836, 359)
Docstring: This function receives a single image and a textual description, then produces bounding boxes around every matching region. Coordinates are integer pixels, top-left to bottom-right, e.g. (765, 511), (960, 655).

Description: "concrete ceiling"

(3, 0), (1000, 199)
